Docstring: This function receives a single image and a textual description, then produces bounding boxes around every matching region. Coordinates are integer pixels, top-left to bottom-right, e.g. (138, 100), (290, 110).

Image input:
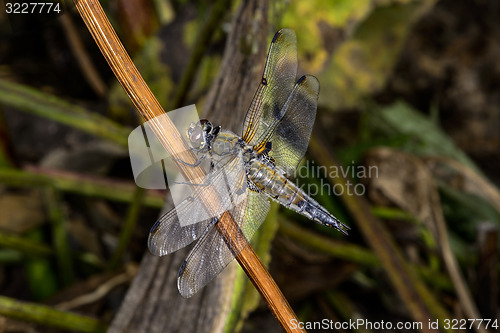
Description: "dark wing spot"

(261, 77), (268, 86)
(259, 141), (272, 155)
(272, 30), (281, 43)
(297, 75), (307, 84)
(150, 219), (161, 234)
(178, 259), (187, 278)
(273, 104), (282, 119)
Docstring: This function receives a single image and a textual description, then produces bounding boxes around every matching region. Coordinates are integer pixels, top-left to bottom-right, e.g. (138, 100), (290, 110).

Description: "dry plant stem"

(59, 13), (107, 97)
(476, 223), (498, 319)
(310, 136), (450, 333)
(72, 0), (302, 331)
(56, 271), (132, 311)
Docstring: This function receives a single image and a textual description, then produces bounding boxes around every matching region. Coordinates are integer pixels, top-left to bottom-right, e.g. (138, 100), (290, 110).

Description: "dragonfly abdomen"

(247, 159), (291, 198)
(248, 159), (349, 234)
(248, 159), (317, 213)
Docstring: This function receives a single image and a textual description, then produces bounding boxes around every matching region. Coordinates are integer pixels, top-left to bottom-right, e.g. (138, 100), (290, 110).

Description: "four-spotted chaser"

(148, 28), (349, 298)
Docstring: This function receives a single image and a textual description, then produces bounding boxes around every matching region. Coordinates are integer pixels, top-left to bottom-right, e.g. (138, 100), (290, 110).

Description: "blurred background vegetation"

(0, 0), (499, 332)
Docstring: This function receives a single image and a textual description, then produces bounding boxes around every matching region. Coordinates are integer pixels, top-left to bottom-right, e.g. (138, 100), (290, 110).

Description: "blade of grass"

(0, 79), (129, 147)
(23, 229), (58, 301)
(108, 187), (145, 270)
(0, 295), (107, 332)
(0, 231), (105, 269)
(169, 0), (232, 109)
(325, 291), (372, 333)
(0, 249), (23, 263)
(279, 217), (378, 266)
(0, 232), (53, 257)
(0, 167), (164, 208)
(59, 13), (107, 97)
(44, 187), (75, 286)
(279, 217), (453, 291)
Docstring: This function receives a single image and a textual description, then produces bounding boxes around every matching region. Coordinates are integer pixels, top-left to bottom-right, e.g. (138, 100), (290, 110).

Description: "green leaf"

(319, 1), (436, 109)
(367, 101), (481, 173)
(281, 0), (373, 72)
(439, 184), (500, 243)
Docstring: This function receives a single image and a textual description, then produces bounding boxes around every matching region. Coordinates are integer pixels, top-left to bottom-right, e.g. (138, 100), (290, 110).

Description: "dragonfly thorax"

(210, 131), (244, 157)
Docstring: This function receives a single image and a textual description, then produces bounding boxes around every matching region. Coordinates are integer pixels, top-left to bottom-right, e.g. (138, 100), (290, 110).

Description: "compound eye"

(199, 119), (212, 133)
(189, 125), (204, 149)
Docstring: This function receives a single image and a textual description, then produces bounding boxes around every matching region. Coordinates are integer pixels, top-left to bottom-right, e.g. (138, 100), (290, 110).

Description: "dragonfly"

(148, 28), (349, 298)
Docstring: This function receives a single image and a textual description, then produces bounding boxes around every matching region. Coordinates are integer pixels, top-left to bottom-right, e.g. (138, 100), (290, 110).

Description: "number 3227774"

(5, 2), (62, 14)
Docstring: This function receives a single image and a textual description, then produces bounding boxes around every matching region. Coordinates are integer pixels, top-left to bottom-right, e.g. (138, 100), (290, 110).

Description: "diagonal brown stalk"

(71, 0), (302, 331)
(309, 135), (452, 333)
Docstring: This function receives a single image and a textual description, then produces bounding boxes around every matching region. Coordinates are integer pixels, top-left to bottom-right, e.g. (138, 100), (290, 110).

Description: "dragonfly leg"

(171, 163), (215, 187)
(173, 155), (206, 168)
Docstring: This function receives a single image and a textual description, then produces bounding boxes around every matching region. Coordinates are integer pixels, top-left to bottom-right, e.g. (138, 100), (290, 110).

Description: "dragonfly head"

(187, 119), (217, 150)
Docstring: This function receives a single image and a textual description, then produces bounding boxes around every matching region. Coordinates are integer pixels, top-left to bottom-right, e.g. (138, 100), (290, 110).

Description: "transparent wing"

(177, 191), (270, 298)
(242, 28), (297, 145)
(148, 152), (245, 256)
(147, 198), (215, 256)
(266, 75), (319, 174)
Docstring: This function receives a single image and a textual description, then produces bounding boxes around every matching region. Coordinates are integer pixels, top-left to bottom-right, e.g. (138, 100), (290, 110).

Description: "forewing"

(242, 28), (297, 145)
(148, 152), (244, 256)
(147, 197), (215, 256)
(177, 191), (270, 298)
(267, 75), (319, 174)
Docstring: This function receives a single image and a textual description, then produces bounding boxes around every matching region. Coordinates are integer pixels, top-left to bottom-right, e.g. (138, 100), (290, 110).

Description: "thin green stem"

(169, 0), (232, 109)
(279, 217), (379, 266)
(45, 187), (75, 285)
(108, 186), (145, 270)
(0, 168), (164, 208)
(279, 213), (453, 291)
(0, 232), (53, 257)
(0, 249), (23, 263)
(0, 79), (129, 147)
(0, 295), (107, 332)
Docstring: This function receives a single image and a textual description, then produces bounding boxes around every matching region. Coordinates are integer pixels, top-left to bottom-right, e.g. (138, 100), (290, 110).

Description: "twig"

(59, 13), (108, 97)
(426, 172), (486, 333)
(72, 0), (302, 331)
(56, 270), (134, 311)
(476, 223), (498, 319)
